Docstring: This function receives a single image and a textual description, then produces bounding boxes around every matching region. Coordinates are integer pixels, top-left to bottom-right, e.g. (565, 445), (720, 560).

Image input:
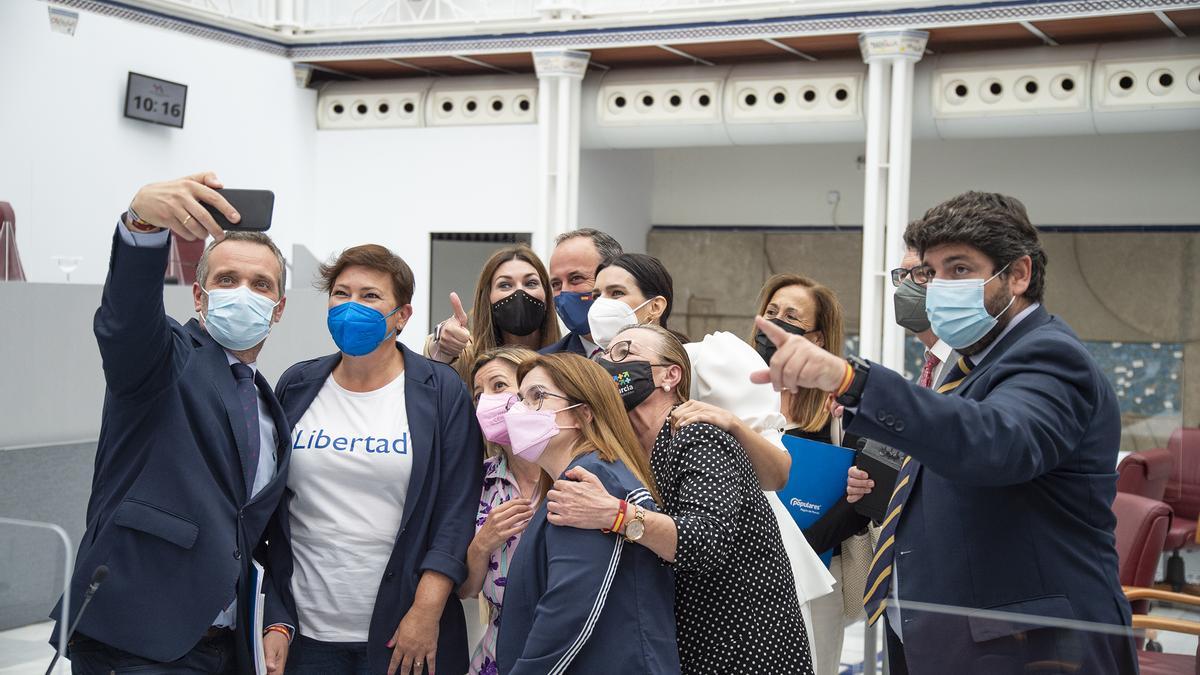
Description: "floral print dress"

(469, 454), (528, 675)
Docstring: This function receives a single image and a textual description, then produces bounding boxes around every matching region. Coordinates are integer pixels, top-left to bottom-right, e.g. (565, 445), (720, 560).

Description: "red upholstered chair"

(1164, 428), (1200, 591)
(1114, 492), (1198, 674)
(1119, 448), (1175, 501)
(1114, 493), (1174, 613)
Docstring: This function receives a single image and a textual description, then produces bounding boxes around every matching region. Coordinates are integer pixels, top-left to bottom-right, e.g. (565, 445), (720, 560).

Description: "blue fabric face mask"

(925, 264), (1014, 350)
(201, 286), (278, 351)
(327, 301), (402, 357)
(554, 290), (594, 336)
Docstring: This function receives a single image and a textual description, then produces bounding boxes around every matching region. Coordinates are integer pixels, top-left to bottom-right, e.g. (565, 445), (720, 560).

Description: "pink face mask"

(503, 400), (581, 462)
(475, 392), (516, 446)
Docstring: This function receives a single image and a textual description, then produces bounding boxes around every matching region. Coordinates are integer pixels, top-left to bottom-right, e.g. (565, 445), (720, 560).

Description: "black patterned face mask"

(754, 318), (809, 364)
(597, 358), (657, 411)
(491, 289), (546, 337)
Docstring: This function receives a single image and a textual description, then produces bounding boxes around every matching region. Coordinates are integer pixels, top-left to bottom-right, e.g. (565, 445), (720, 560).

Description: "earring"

(663, 384), (671, 392)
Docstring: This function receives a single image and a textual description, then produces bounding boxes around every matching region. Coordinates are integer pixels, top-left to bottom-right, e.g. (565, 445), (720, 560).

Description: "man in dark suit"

(753, 192), (1136, 674)
(51, 172), (296, 673)
(540, 228), (623, 357)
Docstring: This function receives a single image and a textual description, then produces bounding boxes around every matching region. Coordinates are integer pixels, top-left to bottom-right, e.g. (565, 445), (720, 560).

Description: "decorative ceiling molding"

(50, 0), (1200, 63)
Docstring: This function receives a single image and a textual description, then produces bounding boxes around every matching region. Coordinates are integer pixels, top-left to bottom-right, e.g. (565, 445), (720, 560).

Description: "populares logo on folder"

(777, 435), (856, 567)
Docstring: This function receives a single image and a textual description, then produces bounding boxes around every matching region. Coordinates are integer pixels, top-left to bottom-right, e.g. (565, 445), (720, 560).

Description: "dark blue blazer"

(847, 305), (1136, 673)
(539, 332), (588, 356)
(274, 344), (482, 675)
(50, 230), (294, 666)
(497, 453), (679, 675)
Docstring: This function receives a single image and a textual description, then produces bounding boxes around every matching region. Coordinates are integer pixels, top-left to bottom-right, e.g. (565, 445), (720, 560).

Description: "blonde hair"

(613, 324), (692, 406)
(517, 353), (661, 505)
(471, 346), (539, 459)
(751, 274), (845, 433)
(457, 246), (560, 379)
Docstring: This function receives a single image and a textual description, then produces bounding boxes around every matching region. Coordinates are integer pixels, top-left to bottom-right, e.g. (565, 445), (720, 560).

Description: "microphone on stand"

(45, 565), (108, 675)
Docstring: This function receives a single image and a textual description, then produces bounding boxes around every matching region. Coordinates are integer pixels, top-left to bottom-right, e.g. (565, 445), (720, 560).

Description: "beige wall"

(648, 228), (1199, 433)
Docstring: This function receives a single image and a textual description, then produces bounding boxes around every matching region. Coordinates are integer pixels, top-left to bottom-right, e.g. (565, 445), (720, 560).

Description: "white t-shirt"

(288, 371), (413, 642)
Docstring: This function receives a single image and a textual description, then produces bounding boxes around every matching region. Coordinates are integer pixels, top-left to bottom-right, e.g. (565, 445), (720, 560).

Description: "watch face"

(625, 520), (645, 541)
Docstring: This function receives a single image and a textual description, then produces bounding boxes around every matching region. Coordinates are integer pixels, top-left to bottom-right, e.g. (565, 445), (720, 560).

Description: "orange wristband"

(603, 499), (628, 534)
(834, 361), (855, 397)
(264, 624), (291, 640)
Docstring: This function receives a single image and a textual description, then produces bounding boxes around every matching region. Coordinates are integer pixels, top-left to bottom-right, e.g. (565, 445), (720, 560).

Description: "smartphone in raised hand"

(202, 189), (274, 232)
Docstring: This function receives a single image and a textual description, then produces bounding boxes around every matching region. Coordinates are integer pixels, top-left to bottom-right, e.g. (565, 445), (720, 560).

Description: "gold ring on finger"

(180, 214), (193, 226)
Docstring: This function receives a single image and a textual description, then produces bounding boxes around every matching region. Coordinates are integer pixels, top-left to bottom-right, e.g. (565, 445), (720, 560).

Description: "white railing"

(116, 0), (957, 36)
(301, 0), (539, 30)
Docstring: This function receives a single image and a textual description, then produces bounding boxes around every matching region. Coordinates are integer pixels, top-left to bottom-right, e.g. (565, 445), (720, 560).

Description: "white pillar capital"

(858, 30), (928, 64)
(533, 50), (591, 80)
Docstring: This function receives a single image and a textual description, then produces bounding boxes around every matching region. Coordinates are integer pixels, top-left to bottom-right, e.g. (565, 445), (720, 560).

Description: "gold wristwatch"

(624, 506), (646, 543)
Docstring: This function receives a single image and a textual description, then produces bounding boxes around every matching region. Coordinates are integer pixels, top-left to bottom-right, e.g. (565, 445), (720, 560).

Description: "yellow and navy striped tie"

(863, 356), (973, 626)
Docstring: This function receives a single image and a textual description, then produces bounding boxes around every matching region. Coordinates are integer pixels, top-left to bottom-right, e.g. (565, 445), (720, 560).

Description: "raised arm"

(95, 172), (236, 398)
(671, 400), (789, 490)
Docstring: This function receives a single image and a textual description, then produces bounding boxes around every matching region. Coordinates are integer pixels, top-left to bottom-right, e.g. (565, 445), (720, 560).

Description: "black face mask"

(754, 318), (809, 364)
(893, 277), (931, 334)
(491, 289), (546, 337)
(597, 358), (657, 411)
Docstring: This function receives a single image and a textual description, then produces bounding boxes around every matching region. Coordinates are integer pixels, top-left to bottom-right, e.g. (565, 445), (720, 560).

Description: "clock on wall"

(124, 72), (187, 129)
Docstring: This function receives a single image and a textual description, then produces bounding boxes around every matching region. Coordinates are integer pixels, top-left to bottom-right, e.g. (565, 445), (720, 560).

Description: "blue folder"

(776, 434), (856, 567)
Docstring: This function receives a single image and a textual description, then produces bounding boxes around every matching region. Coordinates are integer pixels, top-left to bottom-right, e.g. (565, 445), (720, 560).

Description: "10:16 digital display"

(131, 96), (183, 119)
(124, 72), (187, 129)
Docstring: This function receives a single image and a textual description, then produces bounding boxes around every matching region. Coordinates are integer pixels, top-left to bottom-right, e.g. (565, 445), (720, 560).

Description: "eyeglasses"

(762, 309), (809, 332)
(891, 266), (937, 286)
(507, 386), (576, 412)
(594, 339), (640, 363)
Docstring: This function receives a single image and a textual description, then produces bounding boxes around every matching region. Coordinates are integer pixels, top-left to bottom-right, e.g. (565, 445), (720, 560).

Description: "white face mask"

(201, 286), (279, 351)
(587, 296), (653, 349)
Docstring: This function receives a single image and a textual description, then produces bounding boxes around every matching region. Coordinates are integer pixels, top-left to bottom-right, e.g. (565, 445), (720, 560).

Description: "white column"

(566, 75), (584, 230)
(533, 50), (590, 261)
(274, 0), (298, 36)
(857, 30), (928, 368)
(881, 41), (926, 372)
(857, 55), (892, 364)
(555, 74), (573, 233)
(535, 74), (557, 261)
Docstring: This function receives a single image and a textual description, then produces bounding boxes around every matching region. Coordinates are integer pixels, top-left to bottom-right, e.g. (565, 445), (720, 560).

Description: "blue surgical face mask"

(925, 264), (1015, 350)
(201, 286), (279, 351)
(327, 301), (402, 357)
(554, 290), (594, 336)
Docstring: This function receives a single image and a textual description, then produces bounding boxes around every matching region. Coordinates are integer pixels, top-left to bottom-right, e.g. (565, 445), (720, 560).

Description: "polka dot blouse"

(651, 420), (815, 675)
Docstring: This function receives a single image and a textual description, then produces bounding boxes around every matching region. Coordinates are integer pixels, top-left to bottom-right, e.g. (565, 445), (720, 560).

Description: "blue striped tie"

(863, 356), (972, 625)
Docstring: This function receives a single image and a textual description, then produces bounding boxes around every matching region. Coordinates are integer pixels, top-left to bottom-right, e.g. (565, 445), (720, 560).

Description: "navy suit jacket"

(274, 344), (482, 675)
(497, 453), (679, 675)
(51, 231), (294, 666)
(847, 305), (1135, 672)
(539, 332), (587, 356)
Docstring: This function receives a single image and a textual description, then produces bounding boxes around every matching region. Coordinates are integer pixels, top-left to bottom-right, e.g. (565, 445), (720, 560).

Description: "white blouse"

(684, 331), (837, 607)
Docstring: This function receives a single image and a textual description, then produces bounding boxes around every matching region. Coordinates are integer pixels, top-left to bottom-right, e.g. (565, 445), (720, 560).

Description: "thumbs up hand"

(749, 316), (848, 394)
(431, 292), (472, 363)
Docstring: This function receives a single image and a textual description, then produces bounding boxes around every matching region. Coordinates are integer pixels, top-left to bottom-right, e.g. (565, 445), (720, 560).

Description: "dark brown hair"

(596, 252), (689, 344)
(455, 246), (560, 379)
(318, 244), (415, 305)
(904, 191), (1047, 303)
